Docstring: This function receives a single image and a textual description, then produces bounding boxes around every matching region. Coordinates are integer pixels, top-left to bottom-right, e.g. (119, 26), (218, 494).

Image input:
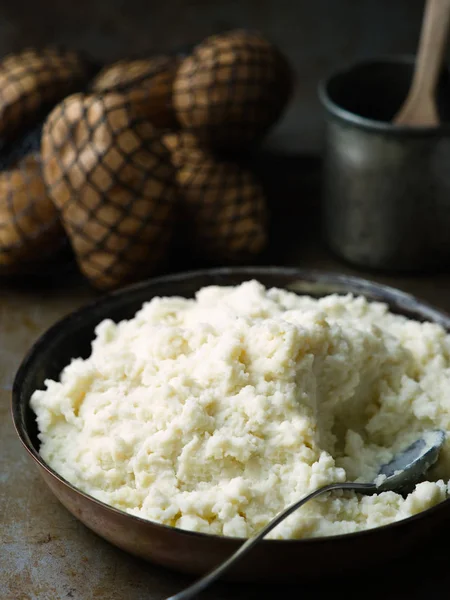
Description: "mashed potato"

(31, 281), (450, 539)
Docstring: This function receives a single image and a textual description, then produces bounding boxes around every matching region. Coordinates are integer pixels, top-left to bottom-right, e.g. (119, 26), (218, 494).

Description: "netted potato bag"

(164, 132), (267, 262)
(0, 152), (65, 273)
(173, 30), (293, 149)
(91, 56), (179, 129)
(0, 47), (91, 140)
(42, 92), (177, 291)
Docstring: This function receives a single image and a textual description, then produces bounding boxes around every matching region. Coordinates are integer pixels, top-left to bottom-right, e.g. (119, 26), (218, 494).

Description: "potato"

(173, 30), (293, 149)
(91, 56), (179, 129)
(0, 153), (65, 272)
(42, 93), (178, 290)
(164, 132), (267, 261)
(0, 47), (91, 140)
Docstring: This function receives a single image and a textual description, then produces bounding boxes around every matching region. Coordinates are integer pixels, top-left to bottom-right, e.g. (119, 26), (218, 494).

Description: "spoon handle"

(166, 481), (375, 600)
(395, 0), (450, 126)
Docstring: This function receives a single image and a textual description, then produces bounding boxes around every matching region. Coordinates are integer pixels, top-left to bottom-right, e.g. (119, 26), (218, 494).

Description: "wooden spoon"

(394, 0), (450, 126)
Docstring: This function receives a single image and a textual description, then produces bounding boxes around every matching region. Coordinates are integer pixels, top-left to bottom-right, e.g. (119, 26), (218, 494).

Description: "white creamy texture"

(31, 281), (450, 539)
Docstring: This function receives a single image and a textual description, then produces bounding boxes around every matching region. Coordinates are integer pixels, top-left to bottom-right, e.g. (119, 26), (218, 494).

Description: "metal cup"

(319, 56), (450, 271)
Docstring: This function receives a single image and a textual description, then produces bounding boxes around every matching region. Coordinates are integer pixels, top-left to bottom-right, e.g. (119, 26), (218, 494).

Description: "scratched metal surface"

(2, 239), (450, 600)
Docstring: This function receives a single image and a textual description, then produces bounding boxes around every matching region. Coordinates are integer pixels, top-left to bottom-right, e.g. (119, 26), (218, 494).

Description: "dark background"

(0, 0), (429, 154)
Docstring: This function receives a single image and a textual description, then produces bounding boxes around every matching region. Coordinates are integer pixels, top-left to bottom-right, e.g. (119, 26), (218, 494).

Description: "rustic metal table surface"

(2, 233), (450, 599)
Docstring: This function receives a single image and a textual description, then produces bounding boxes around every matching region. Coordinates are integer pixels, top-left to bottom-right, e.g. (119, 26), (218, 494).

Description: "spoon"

(167, 429), (446, 600)
(394, 0), (450, 126)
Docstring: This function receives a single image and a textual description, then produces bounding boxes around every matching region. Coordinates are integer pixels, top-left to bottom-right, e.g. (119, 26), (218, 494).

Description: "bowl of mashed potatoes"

(12, 267), (450, 580)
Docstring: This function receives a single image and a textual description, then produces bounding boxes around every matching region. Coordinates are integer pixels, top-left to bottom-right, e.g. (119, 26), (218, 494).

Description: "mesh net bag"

(41, 92), (177, 291)
(91, 56), (180, 129)
(0, 47), (92, 141)
(173, 30), (293, 150)
(0, 152), (65, 273)
(164, 132), (267, 261)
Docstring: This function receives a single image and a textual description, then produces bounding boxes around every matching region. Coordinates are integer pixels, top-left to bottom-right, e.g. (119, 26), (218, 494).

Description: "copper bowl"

(11, 267), (450, 581)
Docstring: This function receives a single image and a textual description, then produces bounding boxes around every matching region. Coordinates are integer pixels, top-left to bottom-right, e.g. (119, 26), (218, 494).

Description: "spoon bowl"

(377, 429), (446, 493)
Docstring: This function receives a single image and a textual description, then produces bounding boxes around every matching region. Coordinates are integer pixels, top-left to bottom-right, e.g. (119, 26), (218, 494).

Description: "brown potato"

(91, 56), (179, 129)
(0, 154), (65, 272)
(0, 47), (91, 140)
(173, 30), (293, 149)
(42, 93), (178, 291)
(164, 132), (267, 262)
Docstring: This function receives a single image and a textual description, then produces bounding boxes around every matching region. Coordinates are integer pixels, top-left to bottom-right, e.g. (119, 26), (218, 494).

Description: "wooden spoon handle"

(395, 0), (450, 126)
(412, 0), (450, 98)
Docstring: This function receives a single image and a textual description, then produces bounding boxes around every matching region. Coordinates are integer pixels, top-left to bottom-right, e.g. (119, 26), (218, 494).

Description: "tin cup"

(319, 56), (450, 271)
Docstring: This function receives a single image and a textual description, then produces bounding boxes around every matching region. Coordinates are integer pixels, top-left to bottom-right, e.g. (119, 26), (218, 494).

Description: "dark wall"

(0, 0), (427, 152)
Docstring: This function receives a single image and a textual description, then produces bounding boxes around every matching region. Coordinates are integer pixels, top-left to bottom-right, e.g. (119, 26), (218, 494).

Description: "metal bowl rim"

(11, 266), (450, 547)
